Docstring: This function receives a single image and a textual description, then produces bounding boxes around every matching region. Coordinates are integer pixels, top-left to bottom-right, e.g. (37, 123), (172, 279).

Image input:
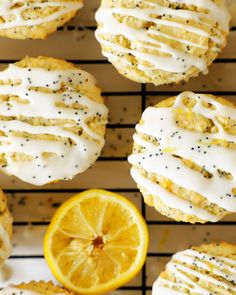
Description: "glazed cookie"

(128, 91), (236, 223)
(95, 0), (230, 85)
(0, 281), (74, 294)
(0, 56), (108, 186)
(227, 0), (236, 28)
(0, 1), (83, 39)
(0, 189), (12, 265)
(152, 242), (236, 294)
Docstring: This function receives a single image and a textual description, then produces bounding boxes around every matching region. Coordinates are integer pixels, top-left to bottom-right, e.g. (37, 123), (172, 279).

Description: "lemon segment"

(44, 189), (149, 295)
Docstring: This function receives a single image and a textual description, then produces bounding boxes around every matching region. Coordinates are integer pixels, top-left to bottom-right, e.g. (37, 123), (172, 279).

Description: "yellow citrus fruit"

(44, 189), (149, 295)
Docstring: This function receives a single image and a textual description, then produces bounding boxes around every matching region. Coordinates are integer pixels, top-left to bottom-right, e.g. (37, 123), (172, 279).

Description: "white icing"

(0, 0), (83, 29)
(128, 91), (236, 222)
(0, 63), (108, 186)
(153, 249), (236, 294)
(95, 0), (230, 76)
(0, 286), (66, 295)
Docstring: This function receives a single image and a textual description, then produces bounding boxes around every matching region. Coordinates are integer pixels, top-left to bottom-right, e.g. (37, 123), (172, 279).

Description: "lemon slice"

(44, 189), (149, 295)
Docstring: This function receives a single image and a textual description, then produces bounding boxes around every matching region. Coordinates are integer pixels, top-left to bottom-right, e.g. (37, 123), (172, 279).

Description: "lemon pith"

(44, 189), (149, 294)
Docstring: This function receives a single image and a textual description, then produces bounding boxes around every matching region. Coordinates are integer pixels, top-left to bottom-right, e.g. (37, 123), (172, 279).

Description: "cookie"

(0, 56), (108, 186)
(128, 91), (236, 223)
(227, 0), (236, 27)
(0, 189), (12, 266)
(0, 1), (83, 39)
(95, 0), (230, 85)
(0, 281), (74, 294)
(153, 242), (236, 295)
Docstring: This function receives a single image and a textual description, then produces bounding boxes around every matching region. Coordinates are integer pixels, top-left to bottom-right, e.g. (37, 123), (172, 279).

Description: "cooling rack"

(0, 1), (236, 294)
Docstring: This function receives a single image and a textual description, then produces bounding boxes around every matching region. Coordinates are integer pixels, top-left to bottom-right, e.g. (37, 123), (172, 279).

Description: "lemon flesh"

(44, 189), (149, 295)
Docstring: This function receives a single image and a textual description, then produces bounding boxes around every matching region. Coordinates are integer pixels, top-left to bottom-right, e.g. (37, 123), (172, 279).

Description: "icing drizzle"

(95, 0), (230, 76)
(0, 63), (108, 186)
(0, 0), (83, 29)
(153, 248), (236, 294)
(128, 91), (236, 222)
